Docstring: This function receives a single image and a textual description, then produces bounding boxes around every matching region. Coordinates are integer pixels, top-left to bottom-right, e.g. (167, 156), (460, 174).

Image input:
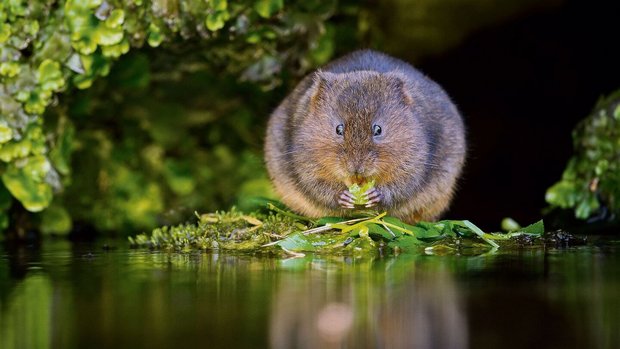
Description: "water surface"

(1, 238), (619, 348)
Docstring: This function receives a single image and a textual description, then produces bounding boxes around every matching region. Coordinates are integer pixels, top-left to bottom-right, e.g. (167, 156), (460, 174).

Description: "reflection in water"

(0, 240), (619, 348)
(0, 274), (52, 349)
(269, 258), (467, 349)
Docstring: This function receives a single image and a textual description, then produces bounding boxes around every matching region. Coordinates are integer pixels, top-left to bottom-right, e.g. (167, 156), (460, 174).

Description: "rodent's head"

(293, 70), (427, 188)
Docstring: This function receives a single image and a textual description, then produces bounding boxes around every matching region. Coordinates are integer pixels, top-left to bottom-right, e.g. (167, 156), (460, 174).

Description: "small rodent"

(264, 49), (466, 223)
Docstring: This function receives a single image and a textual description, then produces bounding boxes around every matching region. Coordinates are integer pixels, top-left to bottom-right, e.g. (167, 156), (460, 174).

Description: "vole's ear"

(387, 72), (413, 105)
(315, 70), (337, 82)
(308, 70), (335, 105)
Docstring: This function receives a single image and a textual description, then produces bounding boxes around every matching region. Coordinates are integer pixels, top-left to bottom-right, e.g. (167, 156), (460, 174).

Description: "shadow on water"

(1, 239), (619, 348)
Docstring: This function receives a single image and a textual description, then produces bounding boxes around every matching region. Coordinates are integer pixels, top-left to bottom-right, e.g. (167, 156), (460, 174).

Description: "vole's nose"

(349, 164), (367, 181)
(355, 165), (366, 176)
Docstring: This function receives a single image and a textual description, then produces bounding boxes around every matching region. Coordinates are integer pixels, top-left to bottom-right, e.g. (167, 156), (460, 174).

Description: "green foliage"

(39, 202), (72, 235)
(0, 0), (354, 236)
(205, 0), (230, 31)
(546, 91), (620, 220)
(129, 209), (302, 252)
(2, 155), (53, 212)
(254, 0), (284, 18)
(130, 207), (552, 256)
(348, 180), (375, 206)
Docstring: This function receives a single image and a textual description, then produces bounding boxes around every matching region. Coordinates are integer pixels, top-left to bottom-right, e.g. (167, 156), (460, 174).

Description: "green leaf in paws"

(348, 180), (375, 205)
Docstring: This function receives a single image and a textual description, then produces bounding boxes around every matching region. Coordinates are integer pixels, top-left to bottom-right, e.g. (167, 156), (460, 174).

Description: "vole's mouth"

(345, 174), (372, 187)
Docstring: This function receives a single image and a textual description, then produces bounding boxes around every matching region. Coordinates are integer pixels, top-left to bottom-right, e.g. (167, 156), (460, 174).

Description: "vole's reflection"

(270, 257), (467, 349)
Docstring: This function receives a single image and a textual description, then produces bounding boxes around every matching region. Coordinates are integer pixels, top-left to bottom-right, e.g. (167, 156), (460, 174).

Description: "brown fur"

(264, 50), (466, 223)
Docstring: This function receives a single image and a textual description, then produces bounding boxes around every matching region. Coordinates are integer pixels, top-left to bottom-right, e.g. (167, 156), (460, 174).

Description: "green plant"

(0, 0), (355, 237)
(546, 90), (620, 220)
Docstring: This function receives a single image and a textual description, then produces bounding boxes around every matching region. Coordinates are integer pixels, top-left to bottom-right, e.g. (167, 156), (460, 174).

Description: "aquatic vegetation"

(129, 208), (304, 253)
(546, 90), (620, 221)
(129, 206), (574, 256)
(0, 0), (353, 236)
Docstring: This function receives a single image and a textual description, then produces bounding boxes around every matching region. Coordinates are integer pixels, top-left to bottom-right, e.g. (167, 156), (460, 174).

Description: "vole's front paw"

(363, 187), (383, 208)
(338, 190), (356, 209)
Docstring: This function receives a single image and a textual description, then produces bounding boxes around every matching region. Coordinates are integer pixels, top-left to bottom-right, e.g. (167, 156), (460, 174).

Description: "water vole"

(264, 50), (466, 223)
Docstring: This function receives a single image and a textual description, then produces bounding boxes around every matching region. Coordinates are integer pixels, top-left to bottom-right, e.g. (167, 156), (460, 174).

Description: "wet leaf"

(277, 232), (318, 252)
(388, 235), (424, 251)
(519, 220), (544, 236)
(462, 220), (499, 248)
(277, 230), (349, 253)
(366, 223), (397, 240)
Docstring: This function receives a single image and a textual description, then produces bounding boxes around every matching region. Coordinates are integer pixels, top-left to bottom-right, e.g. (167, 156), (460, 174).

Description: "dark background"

(379, 0), (620, 228)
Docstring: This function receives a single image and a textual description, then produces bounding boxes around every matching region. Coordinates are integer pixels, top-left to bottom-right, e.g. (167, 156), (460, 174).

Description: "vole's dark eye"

(372, 124), (382, 137)
(336, 124), (344, 136)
